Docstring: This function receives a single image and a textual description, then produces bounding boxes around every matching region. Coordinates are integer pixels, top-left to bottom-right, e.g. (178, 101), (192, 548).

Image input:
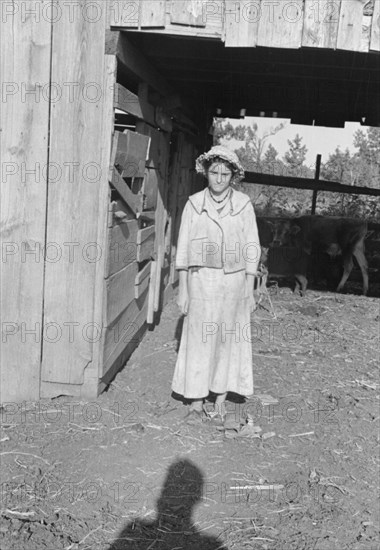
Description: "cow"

(267, 216), (369, 296)
(257, 217), (308, 296)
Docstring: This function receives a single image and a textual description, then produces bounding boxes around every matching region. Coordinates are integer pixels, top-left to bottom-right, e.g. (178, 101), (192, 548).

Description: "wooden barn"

(1, 0), (379, 402)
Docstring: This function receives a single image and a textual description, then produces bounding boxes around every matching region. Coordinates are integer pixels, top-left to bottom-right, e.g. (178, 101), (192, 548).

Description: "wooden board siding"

(337, 0), (367, 51)
(106, 221), (139, 277)
(171, 1), (206, 27)
(136, 231), (156, 262)
(0, 2), (51, 402)
(82, 54), (117, 399)
(224, 0), (260, 47)
(102, 288), (149, 376)
(370, 0), (380, 51)
(257, 0), (304, 49)
(141, 0), (166, 27)
(302, 0), (341, 49)
(113, 130), (150, 179)
(106, 261), (139, 326)
(111, 168), (143, 214)
(142, 168), (159, 210)
(108, 0), (380, 53)
(41, 5), (107, 386)
(109, 0), (140, 28)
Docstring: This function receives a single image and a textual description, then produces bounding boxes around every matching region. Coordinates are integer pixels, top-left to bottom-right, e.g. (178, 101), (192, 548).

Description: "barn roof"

(110, 0), (380, 128)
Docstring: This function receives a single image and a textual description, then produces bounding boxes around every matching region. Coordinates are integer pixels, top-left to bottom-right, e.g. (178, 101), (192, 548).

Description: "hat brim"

(195, 150), (245, 184)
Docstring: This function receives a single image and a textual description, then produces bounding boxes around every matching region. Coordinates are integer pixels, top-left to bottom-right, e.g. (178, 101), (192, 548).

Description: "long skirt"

(171, 267), (253, 399)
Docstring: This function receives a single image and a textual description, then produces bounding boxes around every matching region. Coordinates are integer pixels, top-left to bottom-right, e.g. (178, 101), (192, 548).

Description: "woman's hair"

(204, 156), (235, 174)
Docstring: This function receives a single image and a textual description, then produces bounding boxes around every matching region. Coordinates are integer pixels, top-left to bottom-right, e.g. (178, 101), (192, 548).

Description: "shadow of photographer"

(107, 459), (226, 549)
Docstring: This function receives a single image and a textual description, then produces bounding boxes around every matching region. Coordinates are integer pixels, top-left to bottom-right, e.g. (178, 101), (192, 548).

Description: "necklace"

(209, 188), (231, 204)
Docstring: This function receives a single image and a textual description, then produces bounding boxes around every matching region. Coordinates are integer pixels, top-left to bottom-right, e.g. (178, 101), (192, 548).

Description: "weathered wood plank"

(109, 199), (136, 227)
(103, 289), (149, 375)
(147, 260), (157, 324)
(142, 168), (159, 210)
(141, 0), (166, 27)
(224, 0), (260, 47)
(41, 2), (107, 386)
(137, 211), (156, 223)
(136, 232), (155, 262)
(107, 220), (139, 277)
(114, 83), (150, 120)
(135, 121), (170, 170)
(137, 225), (155, 245)
(83, 54), (117, 398)
(0, 1), (51, 401)
(109, 0), (140, 27)
(370, 0), (380, 52)
(257, 0), (304, 48)
(302, 0), (341, 49)
(171, 0), (206, 27)
(113, 130), (150, 179)
(106, 262), (138, 327)
(135, 271), (151, 299)
(135, 261), (152, 285)
(111, 168), (143, 213)
(337, 0), (365, 51)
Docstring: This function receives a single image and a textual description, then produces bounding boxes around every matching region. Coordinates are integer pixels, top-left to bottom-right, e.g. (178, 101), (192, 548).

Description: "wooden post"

(311, 154), (321, 215)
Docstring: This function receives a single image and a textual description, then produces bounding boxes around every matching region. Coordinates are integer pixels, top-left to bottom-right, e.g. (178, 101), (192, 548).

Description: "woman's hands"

(177, 270), (189, 315)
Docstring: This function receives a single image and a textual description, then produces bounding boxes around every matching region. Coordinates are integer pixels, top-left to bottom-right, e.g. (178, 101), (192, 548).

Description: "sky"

(223, 117), (365, 169)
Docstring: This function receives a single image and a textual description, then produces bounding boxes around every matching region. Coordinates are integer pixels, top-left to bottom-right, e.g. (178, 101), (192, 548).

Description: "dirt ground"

(1, 280), (379, 550)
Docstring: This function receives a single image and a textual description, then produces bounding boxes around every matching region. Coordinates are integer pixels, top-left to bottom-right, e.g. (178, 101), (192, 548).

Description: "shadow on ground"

(107, 459), (227, 550)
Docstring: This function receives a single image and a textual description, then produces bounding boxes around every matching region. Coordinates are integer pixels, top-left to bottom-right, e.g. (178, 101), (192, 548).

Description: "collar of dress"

(188, 188), (251, 218)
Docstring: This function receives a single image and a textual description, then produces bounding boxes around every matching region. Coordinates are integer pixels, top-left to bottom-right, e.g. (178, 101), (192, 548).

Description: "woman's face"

(207, 161), (233, 195)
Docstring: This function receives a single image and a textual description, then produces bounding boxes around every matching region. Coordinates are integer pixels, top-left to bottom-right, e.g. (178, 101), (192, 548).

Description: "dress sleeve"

(175, 200), (192, 271)
(242, 202), (261, 275)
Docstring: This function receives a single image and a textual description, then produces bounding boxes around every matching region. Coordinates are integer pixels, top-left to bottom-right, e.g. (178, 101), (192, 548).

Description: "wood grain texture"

(137, 225), (155, 245)
(337, 0), (366, 51)
(102, 288), (149, 375)
(170, 0), (206, 27)
(113, 130), (150, 179)
(106, 261), (138, 326)
(224, 0), (260, 47)
(302, 0), (341, 49)
(141, 0), (166, 27)
(135, 271), (151, 299)
(41, 3), (107, 385)
(106, 221), (139, 277)
(135, 261), (152, 285)
(80, 54), (117, 399)
(142, 168), (159, 210)
(109, 0), (140, 27)
(111, 168), (143, 213)
(257, 0), (304, 48)
(0, 2), (51, 401)
(136, 232), (155, 262)
(370, 0), (380, 51)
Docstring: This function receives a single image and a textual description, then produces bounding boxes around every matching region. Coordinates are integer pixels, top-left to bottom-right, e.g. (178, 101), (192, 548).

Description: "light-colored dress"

(171, 188), (260, 399)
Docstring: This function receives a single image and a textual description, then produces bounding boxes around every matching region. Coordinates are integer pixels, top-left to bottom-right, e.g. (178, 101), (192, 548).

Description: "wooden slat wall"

(337, 0), (367, 51)
(108, 0), (380, 53)
(141, 0), (166, 27)
(370, 0), (380, 51)
(302, 0), (341, 49)
(171, 0), (206, 26)
(0, 2), (51, 402)
(257, 0), (304, 48)
(224, 0), (260, 47)
(41, 3), (107, 386)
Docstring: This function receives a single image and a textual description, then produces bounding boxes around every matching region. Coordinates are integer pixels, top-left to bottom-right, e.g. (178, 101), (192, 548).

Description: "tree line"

(213, 119), (380, 221)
